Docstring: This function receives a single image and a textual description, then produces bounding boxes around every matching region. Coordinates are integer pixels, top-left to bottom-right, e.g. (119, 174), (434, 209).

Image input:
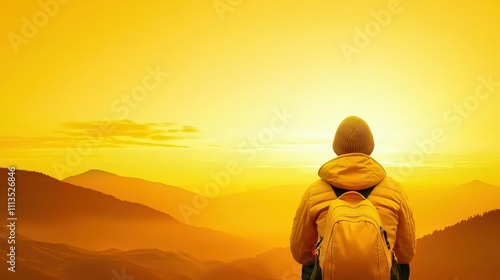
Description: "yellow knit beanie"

(333, 116), (374, 156)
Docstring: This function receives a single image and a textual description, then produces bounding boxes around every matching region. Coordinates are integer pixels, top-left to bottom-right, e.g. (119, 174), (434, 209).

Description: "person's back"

(290, 116), (416, 279)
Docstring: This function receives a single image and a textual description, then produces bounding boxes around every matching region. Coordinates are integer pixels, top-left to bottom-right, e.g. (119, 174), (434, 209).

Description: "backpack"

(321, 185), (392, 280)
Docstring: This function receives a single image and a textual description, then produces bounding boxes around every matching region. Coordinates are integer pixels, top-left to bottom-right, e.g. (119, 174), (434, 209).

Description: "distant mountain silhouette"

(410, 180), (500, 237)
(411, 209), (500, 280)
(0, 168), (271, 262)
(227, 247), (298, 279)
(0, 227), (276, 280)
(64, 169), (305, 247)
(191, 185), (305, 247)
(63, 169), (196, 222)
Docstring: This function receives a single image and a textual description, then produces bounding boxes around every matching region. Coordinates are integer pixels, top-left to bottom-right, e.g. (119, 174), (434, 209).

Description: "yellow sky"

(1, 0), (500, 193)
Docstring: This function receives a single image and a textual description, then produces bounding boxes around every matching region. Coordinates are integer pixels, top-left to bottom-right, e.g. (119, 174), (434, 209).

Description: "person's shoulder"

(306, 179), (336, 203)
(308, 179), (331, 192)
(375, 176), (405, 198)
(381, 176), (402, 188)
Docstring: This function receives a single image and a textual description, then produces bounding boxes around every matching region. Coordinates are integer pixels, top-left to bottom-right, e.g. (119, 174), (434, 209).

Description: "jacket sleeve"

(290, 188), (318, 265)
(393, 187), (416, 263)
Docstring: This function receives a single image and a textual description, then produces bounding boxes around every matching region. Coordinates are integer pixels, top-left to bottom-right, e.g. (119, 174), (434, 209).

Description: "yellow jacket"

(290, 153), (416, 268)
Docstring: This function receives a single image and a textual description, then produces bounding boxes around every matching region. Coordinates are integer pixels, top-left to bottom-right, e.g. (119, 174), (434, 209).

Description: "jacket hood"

(318, 153), (386, 190)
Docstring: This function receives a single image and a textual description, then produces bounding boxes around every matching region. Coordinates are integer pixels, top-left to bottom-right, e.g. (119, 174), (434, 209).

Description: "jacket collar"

(318, 153), (386, 190)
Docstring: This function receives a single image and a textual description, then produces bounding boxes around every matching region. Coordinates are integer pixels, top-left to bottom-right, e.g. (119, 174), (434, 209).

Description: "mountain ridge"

(0, 168), (272, 262)
(63, 168), (197, 222)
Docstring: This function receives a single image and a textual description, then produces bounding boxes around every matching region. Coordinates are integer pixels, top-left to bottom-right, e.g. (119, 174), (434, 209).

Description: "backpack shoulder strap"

(331, 184), (376, 199)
